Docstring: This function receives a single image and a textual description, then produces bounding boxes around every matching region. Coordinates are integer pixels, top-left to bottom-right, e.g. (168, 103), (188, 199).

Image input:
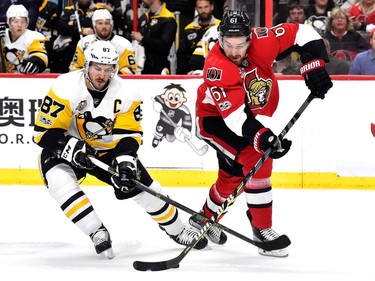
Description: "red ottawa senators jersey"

(196, 23), (322, 138)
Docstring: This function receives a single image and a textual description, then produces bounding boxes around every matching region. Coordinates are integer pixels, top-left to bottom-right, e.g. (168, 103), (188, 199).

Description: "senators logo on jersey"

(206, 67), (223, 81)
(243, 69), (272, 110)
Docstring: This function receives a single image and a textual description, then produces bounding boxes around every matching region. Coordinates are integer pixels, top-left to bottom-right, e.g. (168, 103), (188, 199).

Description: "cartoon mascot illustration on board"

(151, 83), (208, 155)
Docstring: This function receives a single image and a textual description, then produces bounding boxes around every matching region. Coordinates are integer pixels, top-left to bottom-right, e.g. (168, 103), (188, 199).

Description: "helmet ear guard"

(219, 10), (252, 48)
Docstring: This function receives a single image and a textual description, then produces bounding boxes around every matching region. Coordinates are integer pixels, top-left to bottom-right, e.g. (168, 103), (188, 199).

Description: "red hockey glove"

(253, 128), (292, 159)
(300, 53), (333, 99)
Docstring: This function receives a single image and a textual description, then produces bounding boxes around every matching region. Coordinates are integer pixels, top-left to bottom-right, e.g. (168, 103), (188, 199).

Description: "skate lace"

(207, 225), (221, 241)
(92, 230), (110, 246)
(191, 216), (222, 243)
(177, 227), (198, 245)
(260, 228), (279, 241)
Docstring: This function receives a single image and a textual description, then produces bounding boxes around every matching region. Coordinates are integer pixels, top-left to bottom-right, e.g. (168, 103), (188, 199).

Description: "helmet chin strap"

(85, 72), (111, 92)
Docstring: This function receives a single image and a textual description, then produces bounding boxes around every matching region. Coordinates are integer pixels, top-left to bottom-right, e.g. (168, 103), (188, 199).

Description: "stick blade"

(133, 260), (179, 271)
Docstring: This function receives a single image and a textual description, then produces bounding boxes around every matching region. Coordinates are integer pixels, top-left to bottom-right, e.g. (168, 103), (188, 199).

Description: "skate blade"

(258, 248), (288, 258)
(101, 248), (115, 259)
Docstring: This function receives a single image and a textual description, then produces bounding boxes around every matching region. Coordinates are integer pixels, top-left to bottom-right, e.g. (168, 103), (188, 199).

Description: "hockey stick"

(133, 93), (316, 271)
(152, 97), (209, 156)
(88, 156), (274, 249)
(73, 0), (83, 39)
(0, 37), (6, 72)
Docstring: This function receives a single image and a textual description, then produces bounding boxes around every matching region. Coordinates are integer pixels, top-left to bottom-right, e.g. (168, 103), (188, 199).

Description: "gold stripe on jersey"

(34, 90), (72, 144)
(28, 39), (48, 66)
(112, 100), (143, 145)
(118, 49), (136, 74)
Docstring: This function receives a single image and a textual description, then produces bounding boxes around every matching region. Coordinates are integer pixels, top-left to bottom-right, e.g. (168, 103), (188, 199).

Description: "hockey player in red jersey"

(189, 10), (333, 257)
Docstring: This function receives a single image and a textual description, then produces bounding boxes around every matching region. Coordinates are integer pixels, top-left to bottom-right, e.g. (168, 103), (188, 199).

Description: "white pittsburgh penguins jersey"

(34, 70), (142, 152)
(1, 28), (48, 73)
(69, 35), (137, 75)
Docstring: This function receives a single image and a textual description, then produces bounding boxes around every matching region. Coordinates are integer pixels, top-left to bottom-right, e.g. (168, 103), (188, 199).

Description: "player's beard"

(198, 12), (211, 22)
(228, 54), (246, 66)
(97, 28), (111, 40)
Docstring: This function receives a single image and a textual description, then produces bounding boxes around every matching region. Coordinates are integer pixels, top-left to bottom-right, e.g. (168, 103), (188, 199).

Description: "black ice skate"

(166, 224), (208, 250)
(252, 226), (290, 257)
(90, 224), (115, 259)
(189, 213), (227, 245)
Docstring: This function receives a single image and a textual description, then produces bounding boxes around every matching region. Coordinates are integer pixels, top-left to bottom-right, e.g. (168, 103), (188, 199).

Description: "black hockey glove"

(253, 128), (292, 159)
(300, 53), (333, 99)
(19, 60), (39, 74)
(0, 22), (6, 38)
(56, 136), (98, 169)
(111, 154), (137, 193)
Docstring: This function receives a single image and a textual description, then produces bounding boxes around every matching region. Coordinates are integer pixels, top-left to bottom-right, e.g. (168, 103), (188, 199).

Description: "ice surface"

(1, 185), (374, 280)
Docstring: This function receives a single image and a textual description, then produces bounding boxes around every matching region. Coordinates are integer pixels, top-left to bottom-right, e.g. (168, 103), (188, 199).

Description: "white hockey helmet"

(92, 9), (113, 26)
(84, 40), (119, 91)
(6, 4), (29, 26)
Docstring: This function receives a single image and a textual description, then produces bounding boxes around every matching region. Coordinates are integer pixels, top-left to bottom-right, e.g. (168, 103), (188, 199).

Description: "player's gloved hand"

(0, 22), (6, 38)
(56, 136), (98, 169)
(174, 126), (192, 142)
(253, 128), (292, 159)
(300, 53), (333, 99)
(19, 60), (39, 74)
(111, 154), (137, 193)
(152, 100), (163, 113)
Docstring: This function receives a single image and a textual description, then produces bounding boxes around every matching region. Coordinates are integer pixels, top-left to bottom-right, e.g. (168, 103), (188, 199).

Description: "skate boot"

(189, 213), (227, 245)
(252, 226), (289, 258)
(90, 224), (115, 259)
(167, 224), (208, 250)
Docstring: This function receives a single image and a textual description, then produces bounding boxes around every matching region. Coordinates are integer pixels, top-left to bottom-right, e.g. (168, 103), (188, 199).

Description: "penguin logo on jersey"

(4, 47), (25, 72)
(243, 69), (272, 109)
(76, 112), (113, 140)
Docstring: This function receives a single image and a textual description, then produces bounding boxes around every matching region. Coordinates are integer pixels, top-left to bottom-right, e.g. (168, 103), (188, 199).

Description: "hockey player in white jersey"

(1, 4), (48, 73)
(69, 9), (136, 74)
(34, 40), (207, 259)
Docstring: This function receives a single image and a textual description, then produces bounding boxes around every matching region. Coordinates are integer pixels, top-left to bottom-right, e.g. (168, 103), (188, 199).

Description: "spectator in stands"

(348, 0), (375, 33)
(0, 0), (39, 31)
(272, 52), (302, 75)
(70, 9), (137, 74)
(53, 0), (95, 73)
(349, 28), (375, 74)
(287, 3), (309, 24)
(130, 0), (177, 74)
(187, 24), (219, 74)
(164, 0), (195, 42)
(323, 38), (350, 74)
(306, 0), (336, 35)
(324, 7), (369, 62)
(36, 0), (59, 73)
(177, 0), (220, 74)
(1, 4), (48, 74)
(94, 0), (127, 36)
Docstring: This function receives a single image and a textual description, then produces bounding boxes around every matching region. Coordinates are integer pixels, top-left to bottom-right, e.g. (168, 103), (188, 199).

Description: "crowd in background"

(0, 0), (374, 75)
